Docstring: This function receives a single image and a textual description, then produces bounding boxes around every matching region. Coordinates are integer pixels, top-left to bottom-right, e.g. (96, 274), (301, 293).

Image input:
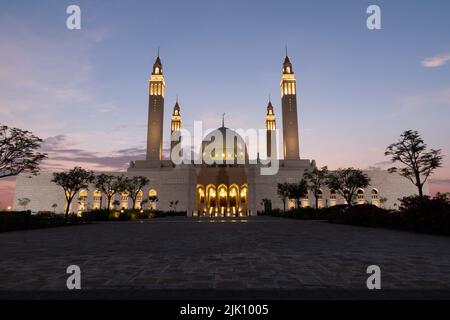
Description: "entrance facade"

(196, 183), (248, 216)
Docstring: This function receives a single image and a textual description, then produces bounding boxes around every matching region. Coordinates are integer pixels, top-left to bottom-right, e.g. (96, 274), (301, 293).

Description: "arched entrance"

(196, 183), (248, 217)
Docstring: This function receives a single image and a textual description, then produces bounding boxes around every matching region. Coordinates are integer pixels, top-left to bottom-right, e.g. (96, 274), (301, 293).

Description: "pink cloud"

(422, 53), (450, 68)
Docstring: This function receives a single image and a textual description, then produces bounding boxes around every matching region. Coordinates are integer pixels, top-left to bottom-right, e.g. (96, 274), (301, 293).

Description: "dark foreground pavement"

(1, 216), (450, 299)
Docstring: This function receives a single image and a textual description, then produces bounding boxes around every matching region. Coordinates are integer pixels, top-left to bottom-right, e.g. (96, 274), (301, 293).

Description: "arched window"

(93, 190), (101, 209)
(120, 191), (129, 209)
(371, 188), (379, 199)
(357, 189), (365, 199)
(317, 189), (323, 199)
(136, 190), (143, 209)
(78, 189), (88, 213)
(329, 189), (337, 200)
(148, 189), (158, 210)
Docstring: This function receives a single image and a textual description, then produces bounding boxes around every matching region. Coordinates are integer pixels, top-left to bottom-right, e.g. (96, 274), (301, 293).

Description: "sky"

(1, 0), (450, 208)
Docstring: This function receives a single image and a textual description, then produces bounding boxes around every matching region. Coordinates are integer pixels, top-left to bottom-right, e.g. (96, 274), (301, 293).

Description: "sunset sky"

(1, 0), (450, 208)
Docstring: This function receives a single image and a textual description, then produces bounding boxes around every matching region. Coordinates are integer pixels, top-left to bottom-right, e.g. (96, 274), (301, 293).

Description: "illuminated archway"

(148, 189), (158, 210)
(228, 184), (239, 216)
(206, 185), (217, 216)
(357, 189), (365, 205)
(371, 188), (380, 207)
(78, 189), (88, 213)
(317, 189), (324, 208)
(135, 190), (143, 209)
(120, 191), (129, 209)
(196, 185), (206, 213)
(93, 189), (102, 210)
(239, 184), (248, 215)
(329, 189), (337, 206)
(218, 184), (228, 216)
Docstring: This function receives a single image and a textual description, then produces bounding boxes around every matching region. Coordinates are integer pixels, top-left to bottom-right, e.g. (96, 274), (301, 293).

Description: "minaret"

(265, 99), (276, 158)
(280, 51), (300, 159)
(170, 99), (182, 155)
(146, 53), (165, 160)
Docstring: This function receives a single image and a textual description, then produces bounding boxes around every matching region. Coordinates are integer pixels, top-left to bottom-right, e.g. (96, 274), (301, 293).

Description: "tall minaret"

(146, 53), (165, 160)
(280, 52), (300, 160)
(265, 99), (276, 158)
(170, 99), (182, 156)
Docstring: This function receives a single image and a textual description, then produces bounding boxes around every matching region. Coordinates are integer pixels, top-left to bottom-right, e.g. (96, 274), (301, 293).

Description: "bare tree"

(0, 125), (47, 179)
(52, 167), (94, 221)
(385, 130), (443, 197)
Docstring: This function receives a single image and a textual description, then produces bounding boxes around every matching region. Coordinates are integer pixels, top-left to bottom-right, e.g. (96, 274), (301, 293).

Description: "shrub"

(339, 204), (397, 227)
(81, 209), (110, 221)
(0, 211), (76, 232)
(398, 194), (450, 234)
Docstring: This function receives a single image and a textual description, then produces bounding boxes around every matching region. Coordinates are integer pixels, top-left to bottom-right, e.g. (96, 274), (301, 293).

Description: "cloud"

(429, 178), (450, 185)
(40, 134), (147, 172)
(422, 53), (450, 68)
(0, 15), (115, 138)
(366, 161), (392, 171)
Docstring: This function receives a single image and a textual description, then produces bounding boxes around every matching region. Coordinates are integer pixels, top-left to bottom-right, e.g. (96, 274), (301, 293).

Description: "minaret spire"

(280, 51), (300, 159)
(265, 98), (276, 159)
(147, 50), (165, 161)
(222, 113), (225, 127)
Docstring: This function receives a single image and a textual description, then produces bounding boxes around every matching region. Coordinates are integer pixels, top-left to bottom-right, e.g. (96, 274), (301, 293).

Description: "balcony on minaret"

(265, 101), (276, 131)
(171, 101), (182, 132)
(152, 55), (163, 75)
(280, 55), (296, 97)
(149, 55), (165, 97)
(282, 55), (294, 74)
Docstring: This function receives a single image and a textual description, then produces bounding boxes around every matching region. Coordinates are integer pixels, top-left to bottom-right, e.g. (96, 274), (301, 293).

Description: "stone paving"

(1, 217), (450, 298)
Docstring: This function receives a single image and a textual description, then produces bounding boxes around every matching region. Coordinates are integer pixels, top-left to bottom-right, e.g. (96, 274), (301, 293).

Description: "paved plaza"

(1, 216), (450, 299)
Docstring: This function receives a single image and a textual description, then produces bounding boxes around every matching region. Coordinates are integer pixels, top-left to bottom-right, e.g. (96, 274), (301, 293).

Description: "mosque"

(13, 53), (420, 215)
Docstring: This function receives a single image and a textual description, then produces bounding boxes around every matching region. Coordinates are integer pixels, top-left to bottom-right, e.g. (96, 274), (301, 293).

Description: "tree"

(327, 168), (371, 206)
(52, 167), (94, 221)
(0, 125), (47, 178)
(51, 203), (58, 213)
(260, 198), (272, 213)
(287, 180), (308, 209)
(385, 130), (443, 197)
(148, 196), (158, 211)
(17, 198), (31, 210)
(277, 183), (290, 212)
(95, 174), (123, 211)
(304, 166), (328, 210)
(169, 200), (179, 212)
(112, 199), (120, 210)
(121, 176), (150, 209)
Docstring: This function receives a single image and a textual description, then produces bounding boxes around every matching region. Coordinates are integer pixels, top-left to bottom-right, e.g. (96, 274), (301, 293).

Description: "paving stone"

(0, 217), (449, 296)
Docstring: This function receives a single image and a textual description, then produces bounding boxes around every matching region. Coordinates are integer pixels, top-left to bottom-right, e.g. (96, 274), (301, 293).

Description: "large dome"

(201, 126), (248, 164)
